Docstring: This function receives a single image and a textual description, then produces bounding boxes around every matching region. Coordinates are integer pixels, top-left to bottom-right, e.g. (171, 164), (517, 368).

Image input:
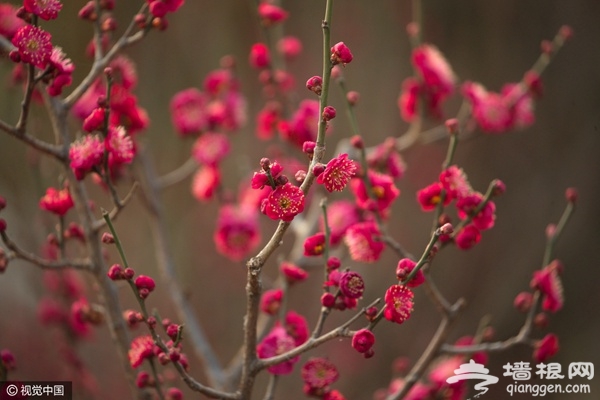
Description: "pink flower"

(256, 326), (299, 375)
(416, 182), (449, 211)
(439, 165), (472, 200)
(280, 262), (308, 284)
(278, 100), (320, 148)
(12, 25), (53, 68)
(170, 88), (208, 136)
(503, 83), (535, 129)
(352, 329), (375, 353)
(83, 108), (106, 132)
(317, 154), (357, 192)
(351, 171), (400, 215)
(454, 224), (481, 250)
(109, 55), (138, 90)
(191, 132), (230, 166)
(463, 82), (513, 133)
(530, 261), (564, 313)
(303, 232), (326, 256)
(260, 289), (283, 315)
(39, 187), (74, 216)
(69, 135), (105, 180)
(277, 36), (302, 61)
(191, 166), (220, 201)
(261, 182), (305, 222)
(398, 77), (420, 122)
(367, 138), (407, 180)
(533, 333), (559, 363)
(24, 0), (63, 20)
(258, 3), (288, 25)
(323, 390), (346, 400)
(0, 4), (25, 39)
(283, 311), (309, 346)
(47, 46), (74, 96)
(128, 335), (154, 368)
(344, 221), (385, 263)
(330, 42), (353, 65)
(162, 0), (184, 13)
(249, 42), (270, 69)
(256, 102), (280, 140)
(513, 292), (534, 313)
(339, 271), (365, 299)
(106, 126), (135, 166)
(213, 204), (260, 261)
(395, 258), (425, 288)
(320, 200), (361, 246)
(412, 44), (456, 99)
(384, 285), (414, 324)
(301, 358), (339, 391)
(456, 193), (496, 230)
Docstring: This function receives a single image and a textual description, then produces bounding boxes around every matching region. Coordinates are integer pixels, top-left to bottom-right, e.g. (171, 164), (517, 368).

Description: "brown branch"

(92, 181), (140, 231)
(1, 231), (92, 271)
(0, 118), (66, 160)
(63, 3), (150, 109)
(386, 299), (465, 400)
(155, 157), (198, 190)
(136, 147), (227, 389)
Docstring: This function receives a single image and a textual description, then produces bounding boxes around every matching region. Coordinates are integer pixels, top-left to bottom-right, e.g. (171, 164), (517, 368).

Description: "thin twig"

(1, 231), (92, 271)
(92, 181), (140, 231)
(156, 157), (198, 190)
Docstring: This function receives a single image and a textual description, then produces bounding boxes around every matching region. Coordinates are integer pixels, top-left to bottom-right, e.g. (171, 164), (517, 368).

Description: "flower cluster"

(417, 165), (499, 250)
(463, 79), (536, 133)
(301, 358), (343, 398)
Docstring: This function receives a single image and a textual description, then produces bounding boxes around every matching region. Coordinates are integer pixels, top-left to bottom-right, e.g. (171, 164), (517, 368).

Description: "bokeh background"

(1, 0), (599, 399)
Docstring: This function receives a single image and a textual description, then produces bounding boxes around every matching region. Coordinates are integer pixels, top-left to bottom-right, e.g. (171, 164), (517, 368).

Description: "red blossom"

(439, 165), (472, 200)
(0, 4), (25, 39)
(249, 42), (270, 69)
(261, 182), (305, 222)
(351, 170), (400, 215)
(303, 232), (326, 256)
(106, 126), (135, 166)
(170, 88), (208, 136)
(454, 224), (481, 250)
(12, 25), (53, 68)
(256, 326), (298, 375)
(278, 100), (320, 148)
(530, 261), (564, 313)
(258, 3), (288, 25)
(301, 357), (339, 391)
(280, 262), (308, 284)
(191, 166), (220, 201)
(330, 41), (353, 65)
(317, 153), (357, 192)
(456, 193), (496, 230)
(128, 335), (154, 368)
(320, 200), (361, 246)
(339, 271), (365, 299)
(344, 221), (385, 263)
(134, 275), (156, 292)
(417, 182), (449, 211)
(396, 258), (425, 288)
(260, 289), (283, 316)
(24, 0), (63, 20)
(69, 135), (105, 180)
(277, 36), (302, 60)
(384, 285), (414, 324)
(533, 333), (559, 363)
(39, 187), (74, 216)
(283, 310), (309, 346)
(213, 204), (260, 261)
(352, 329), (375, 354)
(191, 132), (230, 167)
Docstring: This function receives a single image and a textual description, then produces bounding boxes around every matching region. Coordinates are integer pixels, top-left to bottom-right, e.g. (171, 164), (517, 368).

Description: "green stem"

(320, 197), (331, 287)
(543, 201), (574, 266)
(102, 209), (130, 268)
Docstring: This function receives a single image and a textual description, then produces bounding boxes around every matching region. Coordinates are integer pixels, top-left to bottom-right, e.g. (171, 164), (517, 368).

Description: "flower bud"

(351, 329), (375, 353)
(306, 76), (323, 96)
(322, 106), (336, 121)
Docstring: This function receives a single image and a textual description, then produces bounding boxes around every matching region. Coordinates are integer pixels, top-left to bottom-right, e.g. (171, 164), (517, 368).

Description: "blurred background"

(1, 0), (599, 399)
